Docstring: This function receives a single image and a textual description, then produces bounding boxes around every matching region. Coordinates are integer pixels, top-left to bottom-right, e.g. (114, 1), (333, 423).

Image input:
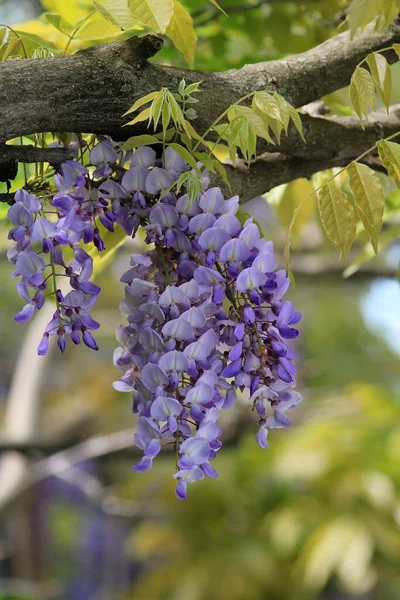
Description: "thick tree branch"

(223, 153), (354, 202)
(0, 22), (399, 145)
(258, 106), (400, 160)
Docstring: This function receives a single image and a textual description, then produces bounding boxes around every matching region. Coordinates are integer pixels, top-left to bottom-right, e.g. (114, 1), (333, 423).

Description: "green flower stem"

(156, 245), (172, 285)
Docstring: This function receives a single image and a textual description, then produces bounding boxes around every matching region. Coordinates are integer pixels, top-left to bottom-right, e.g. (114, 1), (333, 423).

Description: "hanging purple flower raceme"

(6, 138), (302, 499)
(7, 139), (146, 355)
(113, 151), (303, 499)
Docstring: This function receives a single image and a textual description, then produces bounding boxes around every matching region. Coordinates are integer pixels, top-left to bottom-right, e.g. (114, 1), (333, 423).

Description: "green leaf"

(318, 180), (356, 261)
(366, 53), (392, 111)
(166, 0), (197, 68)
(168, 143), (201, 175)
(214, 160), (231, 190)
(393, 43), (400, 58)
(122, 91), (159, 116)
(94, 0), (138, 29)
(45, 13), (75, 36)
(128, 0), (174, 33)
(347, 162), (384, 254)
(349, 66), (376, 121)
(122, 134), (160, 149)
(377, 139), (400, 187)
(193, 151), (216, 172)
(208, 0), (228, 15)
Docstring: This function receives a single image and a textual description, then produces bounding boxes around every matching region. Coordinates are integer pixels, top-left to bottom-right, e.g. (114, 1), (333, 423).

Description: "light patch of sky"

(361, 278), (400, 355)
(0, 0), (39, 25)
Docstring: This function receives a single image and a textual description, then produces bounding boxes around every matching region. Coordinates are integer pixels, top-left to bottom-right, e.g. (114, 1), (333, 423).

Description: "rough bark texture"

(1, 21), (400, 194)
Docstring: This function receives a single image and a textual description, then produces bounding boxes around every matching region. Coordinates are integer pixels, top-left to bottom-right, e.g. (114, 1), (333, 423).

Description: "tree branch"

(258, 105), (400, 160)
(221, 106), (400, 200)
(1, 23), (399, 144)
(222, 153), (353, 201)
(0, 143), (74, 164)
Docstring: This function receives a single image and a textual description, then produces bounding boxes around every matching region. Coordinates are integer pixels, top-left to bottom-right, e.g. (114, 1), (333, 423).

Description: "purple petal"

(198, 227), (230, 252)
(219, 238), (250, 263)
(236, 267), (266, 293)
(221, 357), (242, 378)
(158, 350), (189, 373)
(180, 437), (210, 465)
(122, 165), (148, 192)
(151, 396), (182, 421)
(14, 303), (35, 322)
(145, 167), (174, 195)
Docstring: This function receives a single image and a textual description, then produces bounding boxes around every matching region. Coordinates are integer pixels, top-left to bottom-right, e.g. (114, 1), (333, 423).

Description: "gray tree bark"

(0, 21), (400, 196)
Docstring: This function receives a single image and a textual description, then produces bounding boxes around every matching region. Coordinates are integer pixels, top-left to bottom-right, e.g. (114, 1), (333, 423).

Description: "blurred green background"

(1, 1), (400, 599)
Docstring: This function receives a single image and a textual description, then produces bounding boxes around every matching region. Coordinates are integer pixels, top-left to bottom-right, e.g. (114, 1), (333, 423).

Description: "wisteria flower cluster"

(7, 138), (302, 499)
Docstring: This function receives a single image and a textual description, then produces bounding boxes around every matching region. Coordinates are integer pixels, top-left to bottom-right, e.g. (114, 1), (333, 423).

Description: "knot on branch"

(124, 34), (164, 64)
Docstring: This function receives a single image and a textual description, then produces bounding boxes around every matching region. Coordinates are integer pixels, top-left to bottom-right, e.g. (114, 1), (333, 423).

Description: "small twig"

(193, 0), (275, 25)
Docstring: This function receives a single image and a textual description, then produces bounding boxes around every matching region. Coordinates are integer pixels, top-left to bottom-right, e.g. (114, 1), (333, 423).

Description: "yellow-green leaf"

(393, 43), (400, 58)
(366, 53), (392, 111)
(0, 38), (20, 61)
(166, 0), (197, 68)
(128, 0), (174, 33)
(12, 30), (58, 57)
(162, 101), (171, 133)
(288, 105), (305, 141)
(124, 106), (151, 126)
(167, 92), (186, 128)
(347, 162), (384, 253)
(252, 92), (283, 123)
(318, 180), (356, 261)
(169, 143), (201, 175)
(45, 13), (75, 36)
(74, 11), (122, 40)
(228, 105), (269, 143)
(273, 93), (291, 132)
(122, 134), (160, 149)
(150, 93), (165, 130)
(228, 117), (257, 164)
(377, 139), (400, 187)
(274, 179), (315, 238)
(94, 0), (138, 29)
(122, 91), (159, 116)
(347, 0), (398, 34)
(349, 66), (375, 121)
(182, 119), (204, 141)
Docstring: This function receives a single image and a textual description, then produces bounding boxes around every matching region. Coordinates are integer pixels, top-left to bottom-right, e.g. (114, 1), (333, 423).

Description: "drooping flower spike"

(8, 139), (302, 499)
